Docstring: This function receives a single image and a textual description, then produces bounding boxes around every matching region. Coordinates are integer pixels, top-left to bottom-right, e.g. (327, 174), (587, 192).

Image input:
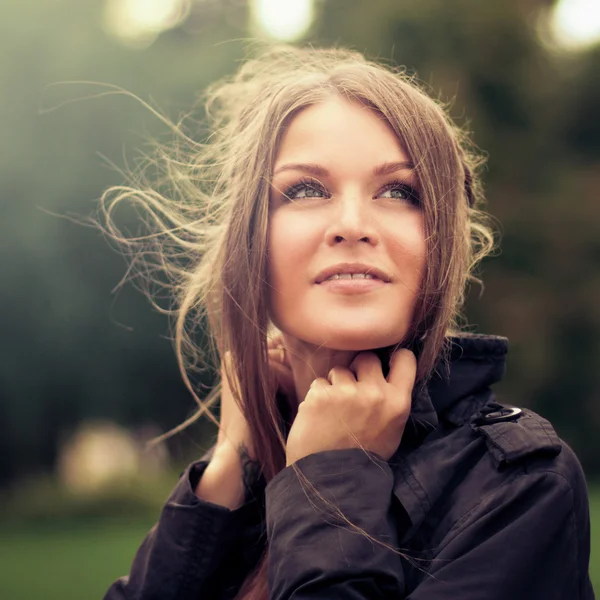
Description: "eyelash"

(282, 177), (421, 205)
(283, 177), (330, 200)
(379, 179), (421, 205)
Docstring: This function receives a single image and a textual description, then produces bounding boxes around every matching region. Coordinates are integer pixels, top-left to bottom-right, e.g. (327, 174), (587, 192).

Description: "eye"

(377, 180), (420, 205)
(283, 177), (329, 201)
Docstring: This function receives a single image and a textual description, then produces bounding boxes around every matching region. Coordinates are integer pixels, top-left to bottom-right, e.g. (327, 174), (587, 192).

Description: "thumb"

(387, 348), (417, 396)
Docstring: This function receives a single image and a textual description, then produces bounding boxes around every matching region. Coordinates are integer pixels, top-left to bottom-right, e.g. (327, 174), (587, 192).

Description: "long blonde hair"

(100, 45), (494, 598)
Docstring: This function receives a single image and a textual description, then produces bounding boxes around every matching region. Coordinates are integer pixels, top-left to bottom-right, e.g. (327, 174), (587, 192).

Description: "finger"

(351, 352), (384, 382)
(327, 366), (356, 386)
(387, 349), (417, 395)
(310, 377), (330, 390)
(268, 346), (287, 366)
(270, 359), (293, 378)
(303, 377), (331, 403)
(267, 333), (284, 350)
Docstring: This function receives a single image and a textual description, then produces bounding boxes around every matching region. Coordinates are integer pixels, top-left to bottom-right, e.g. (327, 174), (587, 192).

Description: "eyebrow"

(272, 161), (415, 177)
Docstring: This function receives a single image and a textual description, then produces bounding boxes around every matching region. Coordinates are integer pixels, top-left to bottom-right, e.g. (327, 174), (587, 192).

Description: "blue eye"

(284, 178), (329, 200)
(378, 181), (420, 205)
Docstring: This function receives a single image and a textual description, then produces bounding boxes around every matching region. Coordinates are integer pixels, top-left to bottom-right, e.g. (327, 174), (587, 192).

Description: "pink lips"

(318, 277), (387, 294)
(314, 262), (391, 295)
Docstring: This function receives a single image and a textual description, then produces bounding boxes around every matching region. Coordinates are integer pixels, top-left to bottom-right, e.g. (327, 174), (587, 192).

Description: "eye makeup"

(279, 176), (421, 206)
(282, 177), (329, 201)
(376, 180), (421, 206)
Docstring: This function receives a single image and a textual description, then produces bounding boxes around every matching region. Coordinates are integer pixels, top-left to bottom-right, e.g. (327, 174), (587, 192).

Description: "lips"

(314, 262), (392, 284)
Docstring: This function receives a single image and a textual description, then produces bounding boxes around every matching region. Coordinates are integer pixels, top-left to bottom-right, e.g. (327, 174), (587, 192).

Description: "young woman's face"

(268, 97), (426, 351)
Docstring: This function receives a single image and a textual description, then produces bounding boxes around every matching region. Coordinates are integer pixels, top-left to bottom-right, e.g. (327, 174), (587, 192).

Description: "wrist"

(211, 441), (243, 465)
(195, 452), (245, 509)
(214, 435), (255, 463)
(194, 443), (264, 510)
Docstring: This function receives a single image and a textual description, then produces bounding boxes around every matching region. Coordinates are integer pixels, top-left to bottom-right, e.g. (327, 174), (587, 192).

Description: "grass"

(0, 519), (155, 600)
(0, 489), (598, 599)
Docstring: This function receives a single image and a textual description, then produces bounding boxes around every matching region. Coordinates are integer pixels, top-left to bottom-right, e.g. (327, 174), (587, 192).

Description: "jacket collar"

(391, 334), (508, 540)
(407, 334), (508, 436)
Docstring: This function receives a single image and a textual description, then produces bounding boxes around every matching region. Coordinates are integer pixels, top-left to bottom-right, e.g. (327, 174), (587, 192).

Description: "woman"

(103, 46), (593, 599)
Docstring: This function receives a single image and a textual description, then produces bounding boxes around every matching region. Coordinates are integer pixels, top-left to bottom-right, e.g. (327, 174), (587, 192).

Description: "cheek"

(411, 233), (428, 281)
(386, 216), (427, 285)
(268, 212), (319, 287)
(267, 214), (314, 330)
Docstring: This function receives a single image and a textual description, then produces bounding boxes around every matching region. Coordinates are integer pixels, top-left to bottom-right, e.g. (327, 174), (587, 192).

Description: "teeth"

(325, 273), (376, 281)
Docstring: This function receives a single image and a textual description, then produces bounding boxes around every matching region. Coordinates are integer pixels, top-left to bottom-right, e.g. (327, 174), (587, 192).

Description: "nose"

(324, 193), (379, 246)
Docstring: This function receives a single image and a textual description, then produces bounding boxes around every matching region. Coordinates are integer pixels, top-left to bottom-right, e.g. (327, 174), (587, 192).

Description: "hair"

(100, 45), (494, 599)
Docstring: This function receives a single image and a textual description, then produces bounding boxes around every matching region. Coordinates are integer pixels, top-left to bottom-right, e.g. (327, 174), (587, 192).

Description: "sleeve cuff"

(266, 448), (396, 524)
(166, 460), (263, 526)
(265, 449), (405, 598)
(145, 461), (263, 594)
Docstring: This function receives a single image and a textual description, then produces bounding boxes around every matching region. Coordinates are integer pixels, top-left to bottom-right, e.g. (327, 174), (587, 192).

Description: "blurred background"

(1, 0), (599, 597)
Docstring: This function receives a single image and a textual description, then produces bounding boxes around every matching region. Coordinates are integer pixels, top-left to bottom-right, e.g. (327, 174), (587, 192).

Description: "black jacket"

(105, 335), (595, 599)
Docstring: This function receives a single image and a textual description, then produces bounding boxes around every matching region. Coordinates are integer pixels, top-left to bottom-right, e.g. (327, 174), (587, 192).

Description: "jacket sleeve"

(408, 467), (594, 600)
(266, 449), (406, 599)
(265, 451), (594, 600)
(104, 461), (261, 600)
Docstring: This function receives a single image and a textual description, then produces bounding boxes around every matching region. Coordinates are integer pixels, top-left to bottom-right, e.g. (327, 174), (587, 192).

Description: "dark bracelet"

(238, 443), (265, 502)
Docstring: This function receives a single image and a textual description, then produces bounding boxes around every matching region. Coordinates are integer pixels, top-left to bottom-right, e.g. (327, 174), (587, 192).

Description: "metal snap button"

(475, 407), (522, 425)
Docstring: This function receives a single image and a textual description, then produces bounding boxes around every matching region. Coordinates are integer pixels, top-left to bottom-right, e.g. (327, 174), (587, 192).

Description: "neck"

(282, 335), (360, 405)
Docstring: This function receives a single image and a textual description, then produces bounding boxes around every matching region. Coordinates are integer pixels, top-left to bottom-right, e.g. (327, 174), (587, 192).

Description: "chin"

(301, 327), (409, 352)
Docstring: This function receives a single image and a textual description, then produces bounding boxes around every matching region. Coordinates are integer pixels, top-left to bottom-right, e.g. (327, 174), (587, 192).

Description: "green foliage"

(2, 0), (599, 487)
(0, 471), (179, 526)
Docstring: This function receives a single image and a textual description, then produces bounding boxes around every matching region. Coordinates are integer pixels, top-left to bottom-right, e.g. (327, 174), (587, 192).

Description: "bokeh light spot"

(550, 0), (600, 51)
(103, 0), (191, 48)
(251, 0), (314, 42)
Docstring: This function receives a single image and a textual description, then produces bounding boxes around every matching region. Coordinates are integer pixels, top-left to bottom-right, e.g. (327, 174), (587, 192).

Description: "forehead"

(274, 97), (408, 168)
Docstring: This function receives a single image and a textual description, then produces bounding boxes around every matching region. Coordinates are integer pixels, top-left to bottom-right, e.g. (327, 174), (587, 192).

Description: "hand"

(267, 333), (296, 404)
(197, 337), (294, 508)
(214, 351), (254, 458)
(215, 333), (294, 461)
(195, 350), (250, 507)
(285, 349), (416, 466)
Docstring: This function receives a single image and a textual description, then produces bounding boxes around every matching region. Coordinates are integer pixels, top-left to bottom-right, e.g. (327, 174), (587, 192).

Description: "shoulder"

(448, 402), (592, 552)
(443, 412), (591, 571)
(398, 401), (591, 549)
(398, 403), (594, 598)
(439, 402), (590, 541)
(470, 403), (588, 498)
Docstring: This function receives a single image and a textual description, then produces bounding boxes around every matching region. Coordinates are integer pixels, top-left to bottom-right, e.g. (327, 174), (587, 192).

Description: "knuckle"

(339, 383), (357, 398)
(306, 387), (327, 404)
(328, 366), (348, 380)
(298, 398), (316, 414)
(360, 384), (384, 404)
